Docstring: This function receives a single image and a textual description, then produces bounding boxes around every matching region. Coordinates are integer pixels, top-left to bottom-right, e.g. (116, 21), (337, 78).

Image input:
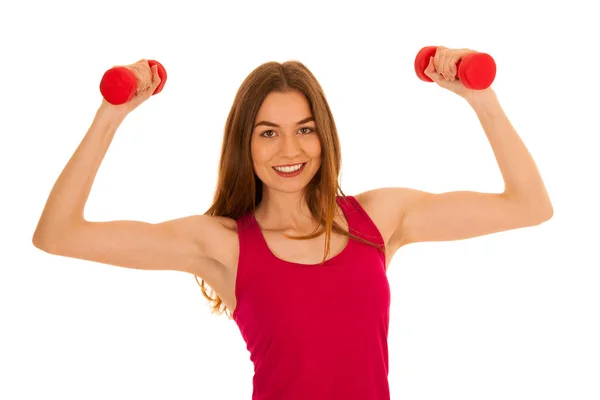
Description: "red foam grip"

(414, 46), (496, 90)
(100, 60), (167, 105)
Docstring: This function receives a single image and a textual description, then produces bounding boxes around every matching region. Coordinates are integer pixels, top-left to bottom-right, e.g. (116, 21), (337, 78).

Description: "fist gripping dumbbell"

(99, 60), (167, 105)
(414, 46), (496, 90)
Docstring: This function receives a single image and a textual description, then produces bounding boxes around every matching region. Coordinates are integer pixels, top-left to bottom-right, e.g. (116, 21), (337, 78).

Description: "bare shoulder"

(202, 215), (239, 271)
(353, 188), (420, 247)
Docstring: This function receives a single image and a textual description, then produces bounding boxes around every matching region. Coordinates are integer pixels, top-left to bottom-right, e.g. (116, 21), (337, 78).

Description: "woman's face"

(250, 90), (322, 195)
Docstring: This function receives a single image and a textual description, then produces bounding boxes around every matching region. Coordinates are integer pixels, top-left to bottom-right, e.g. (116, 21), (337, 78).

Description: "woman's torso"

(200, 196), (399, 316)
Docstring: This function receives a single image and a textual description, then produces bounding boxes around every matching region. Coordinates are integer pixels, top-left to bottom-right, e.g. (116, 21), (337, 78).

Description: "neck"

(255, 188), (316, 230)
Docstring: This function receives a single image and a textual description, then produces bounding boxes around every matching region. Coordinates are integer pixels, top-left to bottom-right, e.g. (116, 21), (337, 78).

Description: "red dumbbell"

(99, 60), (167, 105)
(414, 46), (496, 90)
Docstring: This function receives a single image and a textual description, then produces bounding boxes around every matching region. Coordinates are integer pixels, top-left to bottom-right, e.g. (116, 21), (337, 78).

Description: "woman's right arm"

(32, 61), (232, 277)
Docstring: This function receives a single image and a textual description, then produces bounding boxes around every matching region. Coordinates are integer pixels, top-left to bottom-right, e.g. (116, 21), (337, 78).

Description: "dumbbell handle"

(99, 60), (167, 105)
(414, 46), (496, 90)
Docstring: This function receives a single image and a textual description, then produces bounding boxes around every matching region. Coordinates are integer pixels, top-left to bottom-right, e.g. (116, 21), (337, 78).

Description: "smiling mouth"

(272, 162), (306, 174)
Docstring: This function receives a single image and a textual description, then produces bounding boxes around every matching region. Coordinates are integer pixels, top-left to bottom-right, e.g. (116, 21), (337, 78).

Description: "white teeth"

(274, 163), (304, 173)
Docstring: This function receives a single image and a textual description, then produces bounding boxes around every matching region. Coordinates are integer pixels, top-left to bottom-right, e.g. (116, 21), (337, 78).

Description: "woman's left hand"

(424, 46), (493, 101)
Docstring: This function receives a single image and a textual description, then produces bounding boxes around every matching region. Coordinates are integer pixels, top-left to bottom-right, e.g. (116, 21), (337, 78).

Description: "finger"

(448, 58), (457, 81)
(424, 56), (433, 77)
(439, 48), (451, 80)
(136, 64), (151, 91)
(139, 59), (152, 89)
(445, 52), (456, 80)
(441, 49), (453, 81)
(151, 64), (161, 89)
(130, 60), (150, 92)
(129, 67), (145, 95)
(440, 51), (450, 80)
(425, 56), (440, 82)
(434, 47), (443, 77)
(451, 50), (468, 80)
(138, 66), (161, 98)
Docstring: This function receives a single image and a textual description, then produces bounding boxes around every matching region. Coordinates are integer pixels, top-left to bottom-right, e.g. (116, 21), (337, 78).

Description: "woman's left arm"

(467, 88), (552, 208)
(356, 48), (553, 248)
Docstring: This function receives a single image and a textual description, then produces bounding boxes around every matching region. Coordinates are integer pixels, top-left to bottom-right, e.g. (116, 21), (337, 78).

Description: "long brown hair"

(196, 60), (384, 319)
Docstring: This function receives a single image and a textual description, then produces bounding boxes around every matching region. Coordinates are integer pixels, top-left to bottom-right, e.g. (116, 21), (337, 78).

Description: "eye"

(260, 130), (276, 138)
(260, 127), (315, 138)
(299, 127), (315, 134)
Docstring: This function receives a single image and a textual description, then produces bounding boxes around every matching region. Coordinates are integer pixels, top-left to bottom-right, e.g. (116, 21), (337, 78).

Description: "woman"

(32, 47), (553, 399)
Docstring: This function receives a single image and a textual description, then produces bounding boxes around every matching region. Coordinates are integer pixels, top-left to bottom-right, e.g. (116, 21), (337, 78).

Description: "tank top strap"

(337, 195), (385, 247)
(235, 210), (271, 259)
(234, 210), (273, 320)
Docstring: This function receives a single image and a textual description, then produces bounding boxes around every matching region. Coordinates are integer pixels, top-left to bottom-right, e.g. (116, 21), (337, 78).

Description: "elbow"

(504, 190), (553, 225)
(32, 226), (66, 255)
(543, 202), (554, 220)
(32, 232), (54, 254)
(32, 227), (45, 250)
(542, 204), (554, 221)
(33, 215), (85, 253)
(536, 193), (554, 222)
(528, 201), (553, 226)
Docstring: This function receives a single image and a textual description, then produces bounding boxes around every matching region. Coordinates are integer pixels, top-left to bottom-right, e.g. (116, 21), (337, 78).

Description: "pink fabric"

(233, 195), (391, 399)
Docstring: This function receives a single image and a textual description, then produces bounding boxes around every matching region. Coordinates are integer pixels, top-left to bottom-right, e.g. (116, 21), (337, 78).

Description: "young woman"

(32, 48), (553, 399)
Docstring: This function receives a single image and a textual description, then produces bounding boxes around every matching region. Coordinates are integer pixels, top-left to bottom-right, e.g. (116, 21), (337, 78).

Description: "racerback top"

(233, 195), (391, 399)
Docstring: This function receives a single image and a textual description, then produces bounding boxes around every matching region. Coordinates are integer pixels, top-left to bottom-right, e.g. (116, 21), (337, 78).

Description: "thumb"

(424, 56), (440, 82)
(146, 64), (160, 94)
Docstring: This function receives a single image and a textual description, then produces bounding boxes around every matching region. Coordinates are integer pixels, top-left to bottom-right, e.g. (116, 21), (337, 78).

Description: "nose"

(279, 133), (302, 157)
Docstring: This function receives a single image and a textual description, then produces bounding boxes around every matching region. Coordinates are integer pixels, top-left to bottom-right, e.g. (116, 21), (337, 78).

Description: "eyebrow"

(254, 116), (314, 129)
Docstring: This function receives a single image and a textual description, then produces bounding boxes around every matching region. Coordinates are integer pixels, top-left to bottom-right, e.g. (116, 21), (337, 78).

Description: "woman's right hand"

(98, 59), (162, 119)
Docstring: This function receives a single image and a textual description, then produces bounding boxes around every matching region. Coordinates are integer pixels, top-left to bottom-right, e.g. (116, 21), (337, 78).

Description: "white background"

(1, 1), (598, 399)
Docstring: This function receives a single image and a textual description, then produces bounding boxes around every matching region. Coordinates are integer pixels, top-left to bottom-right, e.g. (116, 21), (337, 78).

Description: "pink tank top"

(233, 195), (391, 399)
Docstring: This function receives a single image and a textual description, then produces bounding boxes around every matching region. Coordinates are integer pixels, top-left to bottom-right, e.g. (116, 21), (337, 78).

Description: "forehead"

(255, 91), (312, 122)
